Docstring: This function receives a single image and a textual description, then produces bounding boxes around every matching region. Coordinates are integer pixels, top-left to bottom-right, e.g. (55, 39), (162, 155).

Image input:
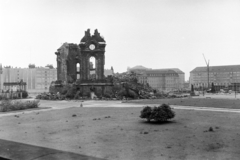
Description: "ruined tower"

(79, 29), (106, 82)
(53, 29), (113, 97)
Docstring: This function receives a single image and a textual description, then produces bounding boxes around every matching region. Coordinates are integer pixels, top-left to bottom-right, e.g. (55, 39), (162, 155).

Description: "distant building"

(3, 80), (27, 91)
(104, 68), (114, 77)
(0, 65), (57, 93)
(183, 82), (190, 90)
(190, 65), (240, 91)
(128, 66), (185, 92)
(0, 65), (113, 93)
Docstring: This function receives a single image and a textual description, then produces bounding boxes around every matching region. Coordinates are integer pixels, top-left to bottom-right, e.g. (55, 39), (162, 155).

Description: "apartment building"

(190, 65), (240, 91)
(0, 66), (57, 93)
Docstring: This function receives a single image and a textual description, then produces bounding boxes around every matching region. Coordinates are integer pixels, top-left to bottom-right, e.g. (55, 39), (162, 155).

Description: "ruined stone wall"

(56, 43), (69, 83)
(67, 44), (81, 82)
(56, 43), (81, 83)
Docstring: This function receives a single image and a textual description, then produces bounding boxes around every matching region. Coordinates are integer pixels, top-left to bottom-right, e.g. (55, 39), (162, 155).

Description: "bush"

(128, 89), (138, 99)
(22, 91), (28, 98)
(0, 100), (40, 112)
(140, 104), (175, 122)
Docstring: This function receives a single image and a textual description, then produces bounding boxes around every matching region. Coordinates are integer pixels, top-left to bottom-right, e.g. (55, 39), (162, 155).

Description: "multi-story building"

(190, 65), (240, 91)
(128, 66), (185, 92)
(0, 65), (57, 93)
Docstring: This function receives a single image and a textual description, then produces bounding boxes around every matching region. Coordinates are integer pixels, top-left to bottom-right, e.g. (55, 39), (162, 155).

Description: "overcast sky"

(1, 0), (240, 80)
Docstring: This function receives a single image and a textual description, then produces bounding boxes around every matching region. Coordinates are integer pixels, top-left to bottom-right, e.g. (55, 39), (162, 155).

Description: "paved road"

(172, 105), (240, 113)
(194, 93), (240, 99)
(1, 100), (240, 118)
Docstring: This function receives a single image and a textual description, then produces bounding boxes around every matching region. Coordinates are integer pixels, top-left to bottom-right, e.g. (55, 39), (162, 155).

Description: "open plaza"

(1, 94), (240, 160)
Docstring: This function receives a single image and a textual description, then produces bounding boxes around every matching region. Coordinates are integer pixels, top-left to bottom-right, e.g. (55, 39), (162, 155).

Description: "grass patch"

(127, 98), (240, 109)
(0, 100), (40, 112)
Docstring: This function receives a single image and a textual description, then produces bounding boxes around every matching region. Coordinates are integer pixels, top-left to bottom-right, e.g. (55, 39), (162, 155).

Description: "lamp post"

(202, 83), (204, 96)
(207, 64), (209, 89)
(0, 72), (1, 91)
(0, 63), (2, 91)
(232, 71), (237, 98)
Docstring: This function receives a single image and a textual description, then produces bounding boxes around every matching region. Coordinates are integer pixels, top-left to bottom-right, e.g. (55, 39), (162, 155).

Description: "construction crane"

(202, 54), (210, 88)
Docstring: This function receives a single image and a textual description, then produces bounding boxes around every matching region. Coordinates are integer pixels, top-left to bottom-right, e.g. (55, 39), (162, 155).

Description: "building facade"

(0, 66), (57, 93)
(128, 66), (185, 92)
(190, 65), (240, 91)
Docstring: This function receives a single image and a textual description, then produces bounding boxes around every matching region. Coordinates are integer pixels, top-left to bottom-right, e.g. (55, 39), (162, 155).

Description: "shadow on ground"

(139, 120), (177, 125)
(0, 139), (106, 160)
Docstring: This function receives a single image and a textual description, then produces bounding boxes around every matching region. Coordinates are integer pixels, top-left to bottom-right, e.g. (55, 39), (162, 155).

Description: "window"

(76, 63), (80, 79)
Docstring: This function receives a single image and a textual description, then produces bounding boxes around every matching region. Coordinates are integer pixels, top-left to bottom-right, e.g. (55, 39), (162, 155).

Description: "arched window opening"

(89, 57), (95, 69)
(76, 63), (80, 79)
(89, 57), (97, 79)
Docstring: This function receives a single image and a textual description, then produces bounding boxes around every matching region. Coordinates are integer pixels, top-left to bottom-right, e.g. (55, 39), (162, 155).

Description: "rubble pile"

(36, 72), (174, 100)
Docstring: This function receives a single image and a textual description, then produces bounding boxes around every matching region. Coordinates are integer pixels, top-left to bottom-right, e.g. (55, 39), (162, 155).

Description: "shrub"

(128, 89), (138, 99)
(61, 84), (78, 99)
(140, 104), (175, 122)
(103, 87), (114, 98)
(36, 94), (41, 99)
(60, 84), (72, 95)
(0, 100), (40, 112)
(22, 91), (28, 98)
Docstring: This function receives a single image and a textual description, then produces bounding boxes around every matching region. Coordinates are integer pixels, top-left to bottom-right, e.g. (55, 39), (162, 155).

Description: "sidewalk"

(195, 93), (240, 99)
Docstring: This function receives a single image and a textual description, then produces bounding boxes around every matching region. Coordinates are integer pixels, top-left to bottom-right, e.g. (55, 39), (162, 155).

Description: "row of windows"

(193, 75), (240, 78)
(193, 83), (232, 86)
(37, 73), (57, 76)
(36, 83), (50, 85)
(193, 72), (240, 76)
(147, 74), (177, 77)
(36, 76), (56, 78)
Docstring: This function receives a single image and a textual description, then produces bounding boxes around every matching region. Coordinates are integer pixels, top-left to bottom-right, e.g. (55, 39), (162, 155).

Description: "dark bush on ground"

(140, 104), (175, 122)
(128, 89), (138, 99)
(155, 92), (167, 98)
(103, 89), (113, 98)
(65, 87), (77, 99)
(103, 92), (112, 98)
(22, 91), (28, 98)
(0, 100), (40, 112)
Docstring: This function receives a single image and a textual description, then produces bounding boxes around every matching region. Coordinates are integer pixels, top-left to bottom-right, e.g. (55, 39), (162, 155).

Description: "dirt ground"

(1, 102), (240, 160)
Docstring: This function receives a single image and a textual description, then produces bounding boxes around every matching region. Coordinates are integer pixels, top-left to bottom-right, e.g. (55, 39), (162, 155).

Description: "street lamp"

(231, 71), (237, 98)
(0, 63), (2, 91)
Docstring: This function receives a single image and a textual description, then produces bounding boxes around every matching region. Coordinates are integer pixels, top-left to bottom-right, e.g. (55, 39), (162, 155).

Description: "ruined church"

(54, 29), (113, 96)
